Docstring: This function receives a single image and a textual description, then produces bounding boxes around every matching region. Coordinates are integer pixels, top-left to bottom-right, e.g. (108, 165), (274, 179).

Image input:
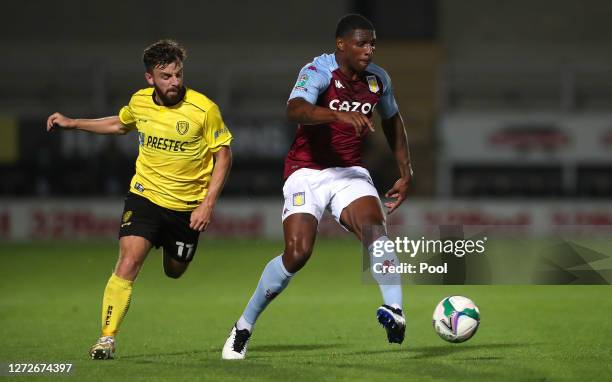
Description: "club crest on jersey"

(366, 75), (380, 93)
(176, 121), (189, 135)
(292, 192), (305, 206)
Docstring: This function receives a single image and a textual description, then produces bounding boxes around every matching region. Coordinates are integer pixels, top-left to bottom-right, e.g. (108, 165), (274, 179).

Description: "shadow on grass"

(121, 343), (343, 361)
(251, 343), (343, 352)
(407, 342), (539, 360)
(121, 349), (211, 360)
(247, 343), (346, 359)
(120, 342), (539, 363)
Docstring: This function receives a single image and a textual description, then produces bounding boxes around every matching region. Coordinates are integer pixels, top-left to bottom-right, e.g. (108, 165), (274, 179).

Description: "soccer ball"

(432, 296), (480, 343)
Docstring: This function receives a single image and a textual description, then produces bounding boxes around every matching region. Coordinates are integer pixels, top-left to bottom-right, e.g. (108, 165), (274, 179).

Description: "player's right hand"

(335, 111), (374, 137)
(46, 112), (75, 132)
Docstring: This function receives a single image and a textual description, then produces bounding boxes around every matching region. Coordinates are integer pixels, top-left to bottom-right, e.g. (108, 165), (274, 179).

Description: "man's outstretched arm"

(46, 113), (131, 135)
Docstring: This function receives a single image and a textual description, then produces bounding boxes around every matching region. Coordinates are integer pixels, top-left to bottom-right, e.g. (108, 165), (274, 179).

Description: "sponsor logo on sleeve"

(214, 126), (229, 140)
(294, 74), (309, 92)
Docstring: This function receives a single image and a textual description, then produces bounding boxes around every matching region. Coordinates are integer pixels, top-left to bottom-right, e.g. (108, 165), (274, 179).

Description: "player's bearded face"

(146, 61), (185, 105)
(344, 29), (376, 72)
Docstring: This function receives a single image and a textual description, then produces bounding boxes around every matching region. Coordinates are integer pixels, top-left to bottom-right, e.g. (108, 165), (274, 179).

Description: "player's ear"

(144, 70), (154, 86)
(336, 37), (345, 52)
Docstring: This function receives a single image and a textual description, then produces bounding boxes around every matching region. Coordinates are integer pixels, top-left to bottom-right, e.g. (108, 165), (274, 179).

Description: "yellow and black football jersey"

(118, 87), (232, 211)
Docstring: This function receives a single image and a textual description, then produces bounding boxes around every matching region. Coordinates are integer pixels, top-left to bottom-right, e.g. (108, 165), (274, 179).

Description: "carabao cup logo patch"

(176, 121), (189, 135)
(292, 192), (305, 206)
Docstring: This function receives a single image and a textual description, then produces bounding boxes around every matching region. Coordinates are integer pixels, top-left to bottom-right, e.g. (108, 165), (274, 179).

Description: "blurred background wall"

(1, 0), (611, 240)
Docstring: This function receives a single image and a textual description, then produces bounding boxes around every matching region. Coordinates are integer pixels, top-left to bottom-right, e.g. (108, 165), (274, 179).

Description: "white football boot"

(222, 325), (251, 360)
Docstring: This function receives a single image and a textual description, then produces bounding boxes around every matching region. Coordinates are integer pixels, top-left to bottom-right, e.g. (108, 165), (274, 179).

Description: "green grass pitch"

(1, 239), (610, 381)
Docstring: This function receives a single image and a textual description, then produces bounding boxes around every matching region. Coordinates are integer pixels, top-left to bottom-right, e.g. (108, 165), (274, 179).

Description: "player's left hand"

(384, 176), (411, 214)
(190, 201), (214, 231)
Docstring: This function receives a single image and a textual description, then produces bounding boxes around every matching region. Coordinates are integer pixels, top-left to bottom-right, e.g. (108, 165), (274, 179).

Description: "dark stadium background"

(3, 0), (612, 200)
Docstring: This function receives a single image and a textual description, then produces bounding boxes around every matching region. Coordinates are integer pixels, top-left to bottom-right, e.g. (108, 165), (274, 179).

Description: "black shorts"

(118, 192), (200, 262)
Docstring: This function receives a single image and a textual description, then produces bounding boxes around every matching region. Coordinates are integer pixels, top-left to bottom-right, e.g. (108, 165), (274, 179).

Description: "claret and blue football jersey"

(284, 53), (399, 179)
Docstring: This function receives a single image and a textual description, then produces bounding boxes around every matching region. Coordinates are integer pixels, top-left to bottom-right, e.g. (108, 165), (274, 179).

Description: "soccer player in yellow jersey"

(45, 40), (233, 360)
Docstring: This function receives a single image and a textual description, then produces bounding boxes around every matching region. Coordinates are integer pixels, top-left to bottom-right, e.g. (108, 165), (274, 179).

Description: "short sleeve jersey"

(118, 87), (232, 211)
(284, 53), (398, 179)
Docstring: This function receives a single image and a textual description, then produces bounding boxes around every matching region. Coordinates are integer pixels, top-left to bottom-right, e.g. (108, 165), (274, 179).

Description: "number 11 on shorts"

(176, 241), (195, 261)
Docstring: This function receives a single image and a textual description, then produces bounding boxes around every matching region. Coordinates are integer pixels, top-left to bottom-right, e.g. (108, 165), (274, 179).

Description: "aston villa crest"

(366, 75), (380, 93)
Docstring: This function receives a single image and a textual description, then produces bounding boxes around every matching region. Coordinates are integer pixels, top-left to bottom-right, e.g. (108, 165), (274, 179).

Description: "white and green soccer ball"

(432, 296), (480, 343)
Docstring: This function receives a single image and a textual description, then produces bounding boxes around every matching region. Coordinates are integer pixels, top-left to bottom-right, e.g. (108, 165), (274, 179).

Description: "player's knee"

(122, 256), (143, 270)
(115, 255), (145, 279)
(162, 255), (189, 279)
(283, 241), (313, 273)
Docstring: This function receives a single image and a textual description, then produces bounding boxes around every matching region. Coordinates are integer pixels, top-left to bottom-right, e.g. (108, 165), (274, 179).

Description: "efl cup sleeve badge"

(366, 75), (380, 93)
(176, 121), (189, 135)
(294, 74), (309, 92)
(292, 192), (305, 206)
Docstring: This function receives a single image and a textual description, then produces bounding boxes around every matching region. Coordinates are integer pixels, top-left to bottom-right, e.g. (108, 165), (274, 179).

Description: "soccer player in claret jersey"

(46, 39), (233, 360)
(222, 14), (413, 359)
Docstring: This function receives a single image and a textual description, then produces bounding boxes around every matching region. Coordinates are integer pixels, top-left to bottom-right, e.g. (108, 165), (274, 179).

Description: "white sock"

(236, 315), (253, 332)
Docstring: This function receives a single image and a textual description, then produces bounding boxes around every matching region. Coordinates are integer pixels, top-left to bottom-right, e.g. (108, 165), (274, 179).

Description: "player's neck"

(335, 52), (362, 81)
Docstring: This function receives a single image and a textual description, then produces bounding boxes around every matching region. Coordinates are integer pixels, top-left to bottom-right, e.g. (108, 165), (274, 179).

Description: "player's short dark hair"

(142, 39), (187, 71)
(335, 14), (374, 38)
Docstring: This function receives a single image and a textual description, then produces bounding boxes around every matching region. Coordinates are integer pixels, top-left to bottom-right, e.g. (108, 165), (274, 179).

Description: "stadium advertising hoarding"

(440, 112), (612, 162)
(3, 199), (612, 240)
(2, 199), (611, 285)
